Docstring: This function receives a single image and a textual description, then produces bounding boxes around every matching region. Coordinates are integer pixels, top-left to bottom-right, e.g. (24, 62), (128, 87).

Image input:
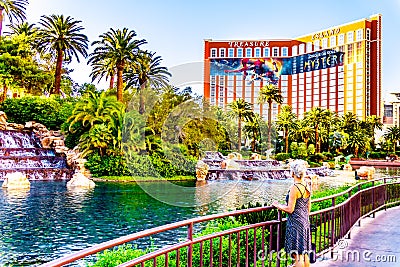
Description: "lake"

(0, 179), (292, 266)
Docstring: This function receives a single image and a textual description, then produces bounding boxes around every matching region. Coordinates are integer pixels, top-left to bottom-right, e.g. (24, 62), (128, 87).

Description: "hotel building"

(203, 14), (382, 120)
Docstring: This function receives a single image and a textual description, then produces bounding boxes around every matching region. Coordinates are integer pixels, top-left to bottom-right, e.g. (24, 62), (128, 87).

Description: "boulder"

(2, 172), (30, 189)
(196, 160), (209, 180)
(67, 172), (95, 188)
(357, 166), (375, 180)
(0, 111), (7, 130)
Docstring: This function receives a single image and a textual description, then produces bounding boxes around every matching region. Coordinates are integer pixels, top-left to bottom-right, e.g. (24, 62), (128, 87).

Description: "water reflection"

(2, 187), (30, 204)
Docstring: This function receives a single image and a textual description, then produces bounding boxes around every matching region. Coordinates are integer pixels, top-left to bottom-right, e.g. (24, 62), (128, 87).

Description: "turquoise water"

(0, 179), (291, 266)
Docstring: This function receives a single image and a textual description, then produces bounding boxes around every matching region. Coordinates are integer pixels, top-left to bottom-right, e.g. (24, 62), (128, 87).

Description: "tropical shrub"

(85, 152), (130, 177)
(0, 96), (73, 130)
(275, 152), (291, 161)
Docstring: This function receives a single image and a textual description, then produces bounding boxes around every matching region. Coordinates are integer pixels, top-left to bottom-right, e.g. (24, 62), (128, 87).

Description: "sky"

(13, 0), (400, 100)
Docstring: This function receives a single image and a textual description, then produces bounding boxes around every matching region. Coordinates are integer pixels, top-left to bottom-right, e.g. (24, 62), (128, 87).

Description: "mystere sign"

(292, 49), (344, 74)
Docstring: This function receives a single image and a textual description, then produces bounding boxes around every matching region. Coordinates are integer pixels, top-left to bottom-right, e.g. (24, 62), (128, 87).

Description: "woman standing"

(273, 159), (312, 267)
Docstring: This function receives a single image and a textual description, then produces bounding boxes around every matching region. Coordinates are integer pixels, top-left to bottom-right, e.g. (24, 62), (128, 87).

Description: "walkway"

(314, 205), (400, 267)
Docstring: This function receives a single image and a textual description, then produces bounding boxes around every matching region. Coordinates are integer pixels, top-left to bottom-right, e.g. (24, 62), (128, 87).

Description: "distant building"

(204, 14), (382, 120)
(383, 93), (400, 127)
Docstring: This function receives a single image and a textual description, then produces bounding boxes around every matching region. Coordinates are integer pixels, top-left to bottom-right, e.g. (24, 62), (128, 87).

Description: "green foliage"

(275, 152), (291, 161)
(308, 153), (326, 163)
(0, 96), (73, 130)
(307, 143), (315, 155)
(297, 142), (308, 159)
(322, 151), (334, 160)
(369, 151), (382, 159)
(85, 152), (130, 177)
(89, 244), (147, 267)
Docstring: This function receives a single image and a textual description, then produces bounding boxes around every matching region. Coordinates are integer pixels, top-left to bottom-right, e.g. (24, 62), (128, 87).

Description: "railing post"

(372, 181), (375, 218)
(277, 210), (282, 267)
(384, 178), (387, 211)
(188, 222), (193, 267)
(330, 197), (335, 258)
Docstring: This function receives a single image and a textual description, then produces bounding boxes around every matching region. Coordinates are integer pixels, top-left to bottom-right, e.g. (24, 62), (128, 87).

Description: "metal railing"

(40, 177), (400, 267)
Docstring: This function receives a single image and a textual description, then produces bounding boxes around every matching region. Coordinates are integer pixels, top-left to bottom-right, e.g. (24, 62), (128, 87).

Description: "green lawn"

(92, 175), (196, 182)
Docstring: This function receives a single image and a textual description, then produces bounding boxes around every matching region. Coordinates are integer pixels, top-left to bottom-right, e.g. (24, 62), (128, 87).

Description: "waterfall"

(0, 130), (71, 180)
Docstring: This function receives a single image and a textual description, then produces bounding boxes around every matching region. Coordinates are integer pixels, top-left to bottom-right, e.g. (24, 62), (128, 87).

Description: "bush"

(0, 96), (74, 130)
(308, 153), (326, 163)
(369, 152), (381, 159)
(275, 152), (291, 161)
(85, 153), (130, 177)
(322, 152), (333, 160)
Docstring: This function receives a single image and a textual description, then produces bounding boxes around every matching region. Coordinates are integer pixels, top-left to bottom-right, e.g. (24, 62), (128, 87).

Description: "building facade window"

(306, 42), (312, 53)
(292, 46), (297, 56)
(211, 48), (217, 58)
(219, 48), (225, 58)
(347, 31), (354, 43)
(338, 34), (345, 45)
(272, 47), (279, 57)
(282, 47), (288, 57)
(237, 48), (243, 57)
(322, 38), (328, 48)
(299, 44), (305, 54)
(228, 48), (234, 57)
(313, 40), (320, 50)
(245, 48), (252, 57)
(330, 36), (336, 47)
(356, 29), (363, 41)
(255, 47), (261, 57)
(264, 47), (270, 57)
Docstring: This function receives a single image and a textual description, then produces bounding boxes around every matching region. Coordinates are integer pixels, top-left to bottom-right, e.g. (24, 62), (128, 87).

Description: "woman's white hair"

(290, 159), (308, 178)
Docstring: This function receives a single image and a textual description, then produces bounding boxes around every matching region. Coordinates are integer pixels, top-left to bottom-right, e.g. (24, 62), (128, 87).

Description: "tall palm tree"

(363, 115), (383, 147)
(36, 14), (88, 95)
(228, 98), (253, 151)
(88, 28), (147, 102)
(276, 105), (298, 153)
(340, 112), (359, 133)
(304, 107), (330, 153)
(0, 0), (28, 36)
(124, 51), (171, 114)
(258, 83), (283, 149)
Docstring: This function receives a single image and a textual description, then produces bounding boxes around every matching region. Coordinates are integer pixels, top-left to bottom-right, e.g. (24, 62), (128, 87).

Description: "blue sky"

(19, 0), (400, 98)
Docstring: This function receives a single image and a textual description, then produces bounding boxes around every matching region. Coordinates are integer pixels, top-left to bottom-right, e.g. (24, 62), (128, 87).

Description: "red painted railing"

(40, 177), (400, 267)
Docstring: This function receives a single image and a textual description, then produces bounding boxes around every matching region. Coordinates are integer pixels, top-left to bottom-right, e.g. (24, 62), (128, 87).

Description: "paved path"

(314, 205), (400, 267)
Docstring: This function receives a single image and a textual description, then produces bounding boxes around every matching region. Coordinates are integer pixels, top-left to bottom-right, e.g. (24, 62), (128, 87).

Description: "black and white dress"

(284, 183), (312, 254)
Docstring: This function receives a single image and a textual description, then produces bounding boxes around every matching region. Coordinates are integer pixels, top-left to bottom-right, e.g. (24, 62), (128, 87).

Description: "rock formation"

(67, 172), (95, 188)
(2, 172), (30, 189)
(195, 160), (209, 180)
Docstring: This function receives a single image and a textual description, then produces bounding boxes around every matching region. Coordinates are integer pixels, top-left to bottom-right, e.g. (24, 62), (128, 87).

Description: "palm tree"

(276, 105), (298, 153)
(124, 51), (171, 114)
(67, 91), (125, 155)
(88, 28), (147, 102)
(363, 115), (383, 147)
(340, 112), (359, 133)
(384, 126), (400, 152)
(293, 118), (314, 146)
(347, 126), (370, 157)
(89, 58), (116, 89)
(258, 84), (283, 149)
(36, 14), (88, 95)
(243, 112), (260, 152)
(304, 107), (330, 153)
(0, 0), (28, 36)
(228, 98), (253, 151)
(4, 21), (36, 36)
